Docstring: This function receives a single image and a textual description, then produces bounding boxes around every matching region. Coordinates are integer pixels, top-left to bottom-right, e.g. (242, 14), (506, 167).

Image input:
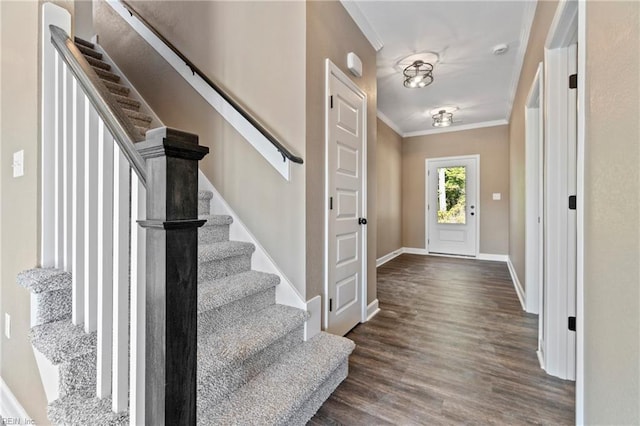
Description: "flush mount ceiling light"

(403, 60), (434, 88)
(432, 109), (454, 127)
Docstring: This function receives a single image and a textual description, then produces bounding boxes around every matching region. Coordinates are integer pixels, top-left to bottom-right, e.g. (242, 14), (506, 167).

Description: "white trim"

(537, 349), (546, 370)
(506, 0), (537, 120)
(304, 295), (322, 341)
(575, 1), (586, 422)
(425, 155), (480, 257)
(366, 299), (380, 321)
(546, 0), (579, 49)
(376, 111), (403, 137)
(376, 248), (402, 267)
(0, 379), (32, 422)
(338, 1), (384, 52)
(33, 347), (60, 403)
(324, 59), (368, 332)
(198, 171), (306, 311)
(507, 257), (526, 311)
(477, 253), (508, 262)
(107, 0), (293, 181)
(403, 119), (508, 138)
(402, 247), (428, 256)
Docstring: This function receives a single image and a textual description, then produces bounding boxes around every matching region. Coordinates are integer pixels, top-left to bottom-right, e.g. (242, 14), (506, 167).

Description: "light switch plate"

(4, 313), (11, 339)
(12, 150), (24, 177)
(492, 193), (501, 200)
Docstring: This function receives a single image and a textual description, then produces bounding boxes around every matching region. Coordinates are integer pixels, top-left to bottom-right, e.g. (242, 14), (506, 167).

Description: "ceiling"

(342, 1), (537, 136)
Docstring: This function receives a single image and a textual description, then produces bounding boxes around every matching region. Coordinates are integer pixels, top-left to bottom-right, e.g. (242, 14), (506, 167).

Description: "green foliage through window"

(437, 166), (466, 224)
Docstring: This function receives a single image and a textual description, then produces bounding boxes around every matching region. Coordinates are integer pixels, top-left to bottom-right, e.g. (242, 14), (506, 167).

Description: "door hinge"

(569, 74), (577, 89)
(330, 95), (334, 109)
(568, 316), (576, 331)
(329, 298), (333, 312)
(568, 195), (577, 210)
(329, 196), (333, 210)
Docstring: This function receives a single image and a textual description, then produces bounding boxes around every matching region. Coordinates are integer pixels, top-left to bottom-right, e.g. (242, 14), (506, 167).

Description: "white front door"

(325, 60), (367, 336)
(426, 156), (478, 257)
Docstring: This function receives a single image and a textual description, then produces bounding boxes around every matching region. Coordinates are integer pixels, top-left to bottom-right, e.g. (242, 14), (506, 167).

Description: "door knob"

(358, 217), (368, 225)
(470, 212), (475, 216)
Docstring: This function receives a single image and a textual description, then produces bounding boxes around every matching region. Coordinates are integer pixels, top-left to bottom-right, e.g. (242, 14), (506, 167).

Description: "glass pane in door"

(437, 166), (466, 224)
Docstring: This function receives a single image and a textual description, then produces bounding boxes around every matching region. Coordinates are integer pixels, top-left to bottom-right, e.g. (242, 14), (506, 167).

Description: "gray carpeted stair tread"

(199, 214), (233, 226)
(83, 55), (111, 71)
(198, 304), (308, 373)
(124, 109), (152, 127)
(31, 319), (96, 365)
(76, 44), (102, 60)
(199, 190), (213, 201)
(73, 37), (94, 49)
(198, 332), (355, 425)
(102, 79), (130, 96)
(93, 67), (120, 83)
(199, 241), (255, 263)
(17, 268), (71, 293)
(113, 93), (141, 111)
(198, 270), (279, 313)
(48, 395), (128, 426)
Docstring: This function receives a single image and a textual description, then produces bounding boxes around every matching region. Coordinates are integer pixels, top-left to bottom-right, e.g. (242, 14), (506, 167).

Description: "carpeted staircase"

(19, 37), (354, 425)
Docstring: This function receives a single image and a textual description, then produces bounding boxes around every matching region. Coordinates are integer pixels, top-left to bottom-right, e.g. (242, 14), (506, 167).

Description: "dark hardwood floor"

(311, 254), (575, 425)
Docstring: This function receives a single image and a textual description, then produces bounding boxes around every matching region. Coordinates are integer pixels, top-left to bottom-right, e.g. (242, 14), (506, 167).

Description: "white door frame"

(524, 62), (544, 317)
(323, 59), (368, 330)
(425, 154), (480, 257)
(543, 0), (580, 383)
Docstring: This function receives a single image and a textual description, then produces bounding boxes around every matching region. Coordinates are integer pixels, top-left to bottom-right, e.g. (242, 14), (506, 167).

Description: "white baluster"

(63, 65), (73, 272)
(112, 146), (130, 413)
(96, 120), (114, 397)
(130, 174), (146, 425)
(84, 101), (99, 331)
(71, 79), (85, 326)
(54, 53), (64, 268)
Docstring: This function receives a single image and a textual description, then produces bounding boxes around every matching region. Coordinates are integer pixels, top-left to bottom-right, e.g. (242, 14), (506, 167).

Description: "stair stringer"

(198, 170), (321, 341)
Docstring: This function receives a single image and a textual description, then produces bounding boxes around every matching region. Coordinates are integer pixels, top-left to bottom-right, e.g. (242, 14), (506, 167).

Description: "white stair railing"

(42, 4), (146, 417)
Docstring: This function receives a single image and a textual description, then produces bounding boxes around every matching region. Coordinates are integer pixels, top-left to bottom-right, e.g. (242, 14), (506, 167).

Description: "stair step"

(112, 94), (140, 111)
(48, 395), (128, 426)
(198, 214), (233, 244)
(93, 67), (120, 83)
(197, 304), (308, 406)
(135, 125), (148, 140)
(198, 190), (213, 216)
(198, 241), (255, 281)
(17, 268), (71, 293)
(198, 270), (279, 334)
(84, 55), (111, 71)
(124, 109), (153, 127)
(73, 36), (95, 49)
(102, 80), (130, 97)
(198, 332), (355, 425)
(77, 44), (102, 60)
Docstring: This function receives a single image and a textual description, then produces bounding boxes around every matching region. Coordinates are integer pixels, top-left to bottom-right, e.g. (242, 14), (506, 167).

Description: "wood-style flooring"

(311, 254), (575, 425)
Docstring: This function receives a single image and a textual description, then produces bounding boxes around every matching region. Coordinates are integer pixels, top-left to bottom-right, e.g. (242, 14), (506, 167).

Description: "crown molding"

(376, 111), (404, 137)
(340, 1), (384, 52)
(403, 119), (509, 138)
(506, 0), (538, 120)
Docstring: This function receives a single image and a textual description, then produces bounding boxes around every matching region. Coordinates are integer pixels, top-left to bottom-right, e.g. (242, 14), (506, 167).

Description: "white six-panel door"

(325, 60), (367, 336)
(426, 156), (479, 257)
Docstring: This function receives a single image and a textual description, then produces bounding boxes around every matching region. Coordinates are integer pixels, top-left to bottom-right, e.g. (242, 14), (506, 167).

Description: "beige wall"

(508, 0), (558, 283)
(402, 125), (510, 254)
(94, 1), (308, 297)
(306, 0), (377, 305)
(376, 118), (402, 259)
(0, 1), (72, 423)
(583, 2), (639, 423)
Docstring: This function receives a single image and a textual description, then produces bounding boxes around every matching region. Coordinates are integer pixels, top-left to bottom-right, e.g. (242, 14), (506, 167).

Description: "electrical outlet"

(5, 313), (11, 339)
(492, 192), (502, 201)
(12, 150), (24, 177)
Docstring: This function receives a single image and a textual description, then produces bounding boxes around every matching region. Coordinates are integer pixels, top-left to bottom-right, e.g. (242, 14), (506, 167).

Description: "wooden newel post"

(137, 127), (209, 425)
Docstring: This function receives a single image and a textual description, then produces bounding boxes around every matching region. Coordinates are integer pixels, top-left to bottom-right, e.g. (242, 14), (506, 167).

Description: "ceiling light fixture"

(403, 60), (434, 88)
(432, 109), (453, 127)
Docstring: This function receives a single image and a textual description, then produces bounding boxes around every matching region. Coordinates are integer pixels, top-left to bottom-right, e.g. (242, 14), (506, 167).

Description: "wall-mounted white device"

(347, 52), (363, 78)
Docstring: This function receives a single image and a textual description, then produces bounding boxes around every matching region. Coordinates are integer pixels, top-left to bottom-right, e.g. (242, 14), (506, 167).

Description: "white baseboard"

(304, 295), (321, 341)
(0, 378), (31, 422)
(366, 299), (380, 321)
(507, 256), (526, 310)
(402, 247), (428, 255)
(477, 253), (509, 262)
(537, 349), (545, 370)
(376, 249), (402, 267)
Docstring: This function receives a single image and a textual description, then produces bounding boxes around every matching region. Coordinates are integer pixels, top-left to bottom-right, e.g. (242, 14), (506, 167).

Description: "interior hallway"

(311, 254), (575, 424)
